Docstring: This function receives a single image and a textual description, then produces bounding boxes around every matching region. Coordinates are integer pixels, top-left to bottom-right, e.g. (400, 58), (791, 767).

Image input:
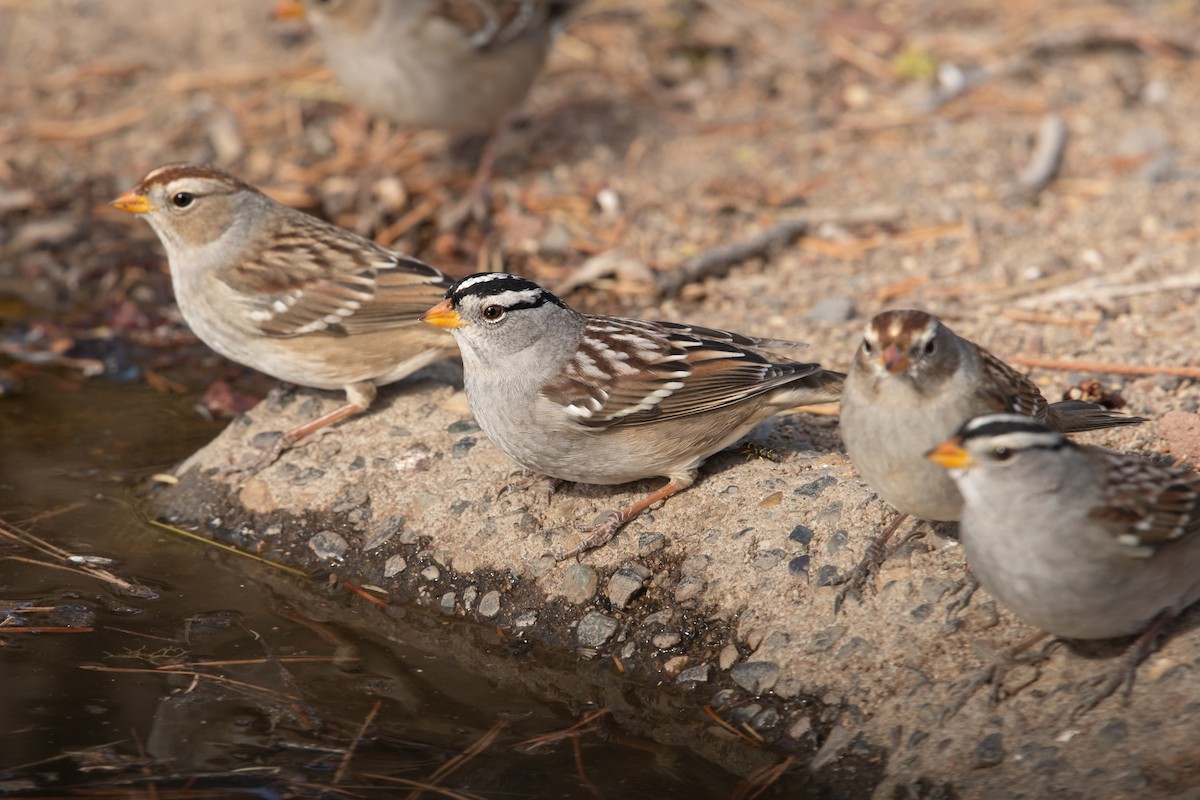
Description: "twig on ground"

(1003, 355), (1200, 380)
(1016, 272), (1200, 309)
(655, 205), (903, 297)
(409, 722), (506, 800)
(1014, 113), (1068, 199)
(733, 755), (797, 800)
(514, 709), (610, 753)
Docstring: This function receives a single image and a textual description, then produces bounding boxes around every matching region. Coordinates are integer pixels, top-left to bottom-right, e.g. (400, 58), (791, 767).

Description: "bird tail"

(1048, 400), (1148, 433)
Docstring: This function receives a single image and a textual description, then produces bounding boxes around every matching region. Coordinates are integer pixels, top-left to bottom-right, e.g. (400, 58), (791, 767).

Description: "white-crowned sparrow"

(928, 413), (1200, 715)
(841, 309), (1147, 522)
(112, 163), (458, 468)
(283, 0), (585, 225)
(422, 272), (845, 558)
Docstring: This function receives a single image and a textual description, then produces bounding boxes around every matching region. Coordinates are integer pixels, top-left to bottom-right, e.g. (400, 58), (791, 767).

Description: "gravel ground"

(5, 0), (1200, 796)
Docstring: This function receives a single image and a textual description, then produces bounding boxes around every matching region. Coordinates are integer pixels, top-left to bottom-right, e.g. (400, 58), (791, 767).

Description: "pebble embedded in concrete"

(421, 565), (440, 581)
(439, 592), (456, 614)
(674, 576), (705, 602)
(730, 661), (780, 694)
(307, 530), (348, 561)
(576, 611), (619, 648)
(973, 733), (1006, 768)
(383, 555), (407, 577)
(652, 632), (682, 650)
(478, 590), (501, 618)
(606, 563), (650, 609)
(515, 610), (538, 628)
(677, 664), (712, 683)
(562, 563), (598, 605)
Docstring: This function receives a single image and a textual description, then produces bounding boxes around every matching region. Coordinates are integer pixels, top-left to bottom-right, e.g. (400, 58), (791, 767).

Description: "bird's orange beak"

(110, 189), (155, 215)
(926, 437), (974, 470)
(421, 298), (463, 329)
(273, 0), (305, 20)
(879, 344), (909, 374)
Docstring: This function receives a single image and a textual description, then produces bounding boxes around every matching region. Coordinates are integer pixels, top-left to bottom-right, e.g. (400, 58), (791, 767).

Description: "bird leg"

(439, 127), (500, 233)
(226, 383), (376, 474)
(943, 630), (1053, 720)
(556, 478), (688, 562)
(498, 471), (563, 504)
(944, 569), (981, 620)
(1070, 610), (1175, 720)
(833, 512), (912, 614)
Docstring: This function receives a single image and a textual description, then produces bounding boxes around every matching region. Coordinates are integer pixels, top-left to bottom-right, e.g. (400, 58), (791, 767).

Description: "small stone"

(807, 297), (856, 323)
(718, 644), (739, 670)
(815, 565), (841, 587)
(383, 555), (407, 577)
(677, 664), (712, 683)
(753, 550), (784, 570)
(637, 531), (666, 554)
(291, 467), (325, 485)
(449, 499), (471, 515)
(972, 733), (1006, 768)
(808, 625), (846, 653)
(788, 525), (814, 546)
(365, 516), (405, 550)
(514, 611), (538, 628)
(620, 641), (636, 660)
(730, 661), (780, 694)
(606, 563), (651, 609)
(732, 704), (763, 724)
(576, 611), (619, 648)
(451, 437), (476, 458)
(751, 708), (781, 731)
(439, 592), (456, 614)
(652, 632), (682, 650)
(681, 555), (710, 575)
(462, 586), (478, 610)
(643, 609), (673, 626)
(674, 576), (705, 602)
(562, 563), (599, 604)
(1001, 663), (1039, 695)
(478, 590), (501, 618)
(399, 527), (422, 545)
(910, 604), (932, 621)
(788, 716), (813, 740)
(663, 655), (689, 675)
(788, 556), (811, 578)
(824, 530), (849, 556)
(795, 475), (837, 497)
(308, 531), (348, 561)
(447, 419), (480, 434)
(421, 565), (441, 581)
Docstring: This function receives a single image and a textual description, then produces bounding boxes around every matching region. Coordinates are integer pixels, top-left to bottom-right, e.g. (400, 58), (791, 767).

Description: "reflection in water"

(0, 376), (761, 797)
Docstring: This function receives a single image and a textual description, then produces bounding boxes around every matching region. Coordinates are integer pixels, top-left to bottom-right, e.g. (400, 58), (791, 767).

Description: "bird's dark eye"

(481, 304), (505, 321)
(172, 192), (195, 208)
(861, 340), (874, 355)
(990, 447), (1013, 461)
(922, 338), (937, 356)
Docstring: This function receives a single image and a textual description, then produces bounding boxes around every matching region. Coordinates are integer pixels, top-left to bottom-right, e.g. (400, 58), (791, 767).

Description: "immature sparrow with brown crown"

(281, 0), (586, 226)
(112, 163), (458, 469)
(928, 414), (1200, 717)
(835, 309), (1146, 607)
(422, 273), (845, 559)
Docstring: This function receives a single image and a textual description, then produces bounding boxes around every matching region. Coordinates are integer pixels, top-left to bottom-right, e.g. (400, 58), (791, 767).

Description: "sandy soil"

(4, 0), (1200, 796)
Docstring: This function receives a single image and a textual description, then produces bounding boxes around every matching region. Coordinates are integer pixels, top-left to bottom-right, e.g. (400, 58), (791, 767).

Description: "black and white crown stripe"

(955, 413), (1071, 451)
(447, 272), (568, 312)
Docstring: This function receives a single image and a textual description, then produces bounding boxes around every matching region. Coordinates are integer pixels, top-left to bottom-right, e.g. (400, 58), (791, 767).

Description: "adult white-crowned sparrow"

(282, 0), (585, 224)
(112, 163), (458, 468)
(422, 272), (845, 558)
(928, 413), (1200, 714)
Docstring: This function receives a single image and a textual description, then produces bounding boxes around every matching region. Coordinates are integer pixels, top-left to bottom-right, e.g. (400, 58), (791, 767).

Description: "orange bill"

(273, 0), (305, 20)
(926, 438), (974, 469)
(110, 190), (155, 214)
(421, 298), (462, 329)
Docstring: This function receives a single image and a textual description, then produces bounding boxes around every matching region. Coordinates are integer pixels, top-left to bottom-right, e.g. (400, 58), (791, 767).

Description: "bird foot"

(943, 632), (1052, 720)
(832, 514), (912, 614)
(555, 510), (625, 562)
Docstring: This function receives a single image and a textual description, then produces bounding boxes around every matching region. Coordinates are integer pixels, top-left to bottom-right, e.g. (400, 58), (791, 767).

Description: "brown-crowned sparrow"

(283, 0), (585, 225)
(421, 272), (845, 559)
(928, 413), (1200, 716)
(112, 163), (458, 468)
